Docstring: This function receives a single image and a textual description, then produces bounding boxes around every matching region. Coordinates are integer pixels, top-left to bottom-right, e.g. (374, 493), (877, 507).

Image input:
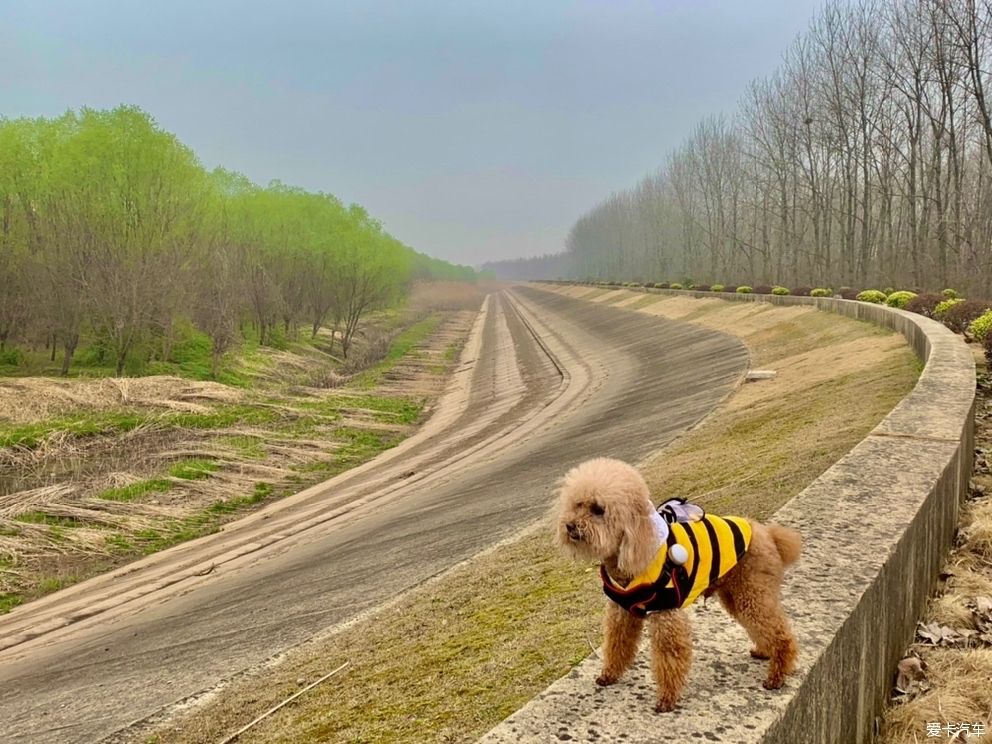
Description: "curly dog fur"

(555, 457), (801, 712)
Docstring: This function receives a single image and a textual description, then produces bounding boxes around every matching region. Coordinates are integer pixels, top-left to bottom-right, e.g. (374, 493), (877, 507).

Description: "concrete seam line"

(868, 431), (962, 444)
(502, 290), (569, 382)
(479, 282), (975, 744)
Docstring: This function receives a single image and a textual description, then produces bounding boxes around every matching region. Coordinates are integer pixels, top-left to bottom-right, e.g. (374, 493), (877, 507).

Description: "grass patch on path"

(143, 288), (919, 744)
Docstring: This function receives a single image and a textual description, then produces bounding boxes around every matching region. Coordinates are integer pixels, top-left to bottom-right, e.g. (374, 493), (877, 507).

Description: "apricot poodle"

(555, 457), (801, 712)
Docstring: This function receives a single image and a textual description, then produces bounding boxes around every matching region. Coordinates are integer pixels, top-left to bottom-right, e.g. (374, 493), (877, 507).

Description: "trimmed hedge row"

(562, 278), (992, 364)
(582, 279), (962, 304)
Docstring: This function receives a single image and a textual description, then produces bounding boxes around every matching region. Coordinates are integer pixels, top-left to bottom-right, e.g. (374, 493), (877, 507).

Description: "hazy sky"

(1, 1), (822, 266)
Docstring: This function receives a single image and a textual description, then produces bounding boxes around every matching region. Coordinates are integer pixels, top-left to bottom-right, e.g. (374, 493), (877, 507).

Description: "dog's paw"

(749, 647), (770, 660)
(762, 676), (785, 690)
(654, 698), (678, 713)
(595, 673), (618, 687)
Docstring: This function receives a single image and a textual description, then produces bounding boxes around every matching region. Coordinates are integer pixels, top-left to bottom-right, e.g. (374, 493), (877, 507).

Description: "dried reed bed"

(0, 376), (244, 425)
(407, 280), (494, 313)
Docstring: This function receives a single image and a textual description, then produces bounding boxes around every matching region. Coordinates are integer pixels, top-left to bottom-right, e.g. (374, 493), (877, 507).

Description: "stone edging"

(480, 284), (976, 744)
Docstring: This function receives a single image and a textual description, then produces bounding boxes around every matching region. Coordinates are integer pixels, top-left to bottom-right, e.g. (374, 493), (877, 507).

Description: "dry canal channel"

(0, 285), (747, 743)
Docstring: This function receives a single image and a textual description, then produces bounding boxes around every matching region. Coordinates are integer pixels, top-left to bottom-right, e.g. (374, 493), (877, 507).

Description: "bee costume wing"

(658, 498), (705, 524)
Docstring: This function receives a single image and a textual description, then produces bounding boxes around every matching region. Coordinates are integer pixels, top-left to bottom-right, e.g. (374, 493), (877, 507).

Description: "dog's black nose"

(566, 522), (580, 539)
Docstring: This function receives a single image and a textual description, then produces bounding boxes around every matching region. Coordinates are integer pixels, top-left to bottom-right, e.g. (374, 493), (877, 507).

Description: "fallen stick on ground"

(216, 661), (350, 744)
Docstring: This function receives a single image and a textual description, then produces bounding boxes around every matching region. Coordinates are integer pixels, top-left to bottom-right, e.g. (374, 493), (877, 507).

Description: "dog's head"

(554, 457), (657, 576)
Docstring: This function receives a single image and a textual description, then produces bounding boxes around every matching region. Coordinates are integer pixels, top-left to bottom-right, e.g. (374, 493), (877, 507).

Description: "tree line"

(0, 106), (475, 376)
(488, 0), (992, 295)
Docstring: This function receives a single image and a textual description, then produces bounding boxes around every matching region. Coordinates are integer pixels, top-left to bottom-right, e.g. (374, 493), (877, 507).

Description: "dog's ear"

(617, 511), (657, 577)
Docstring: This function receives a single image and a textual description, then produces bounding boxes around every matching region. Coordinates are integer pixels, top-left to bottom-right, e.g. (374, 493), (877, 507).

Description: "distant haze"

(1, 1), (821, 266)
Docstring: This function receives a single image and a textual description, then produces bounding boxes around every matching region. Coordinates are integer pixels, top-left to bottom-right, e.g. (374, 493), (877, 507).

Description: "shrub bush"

(942, 299), (991, 333)
(736, 285), (753, 294)
(710, 284), (725, 292)
(810, 288), (833, 297)
(935, 297), (965, 318)
(694, 284), (711, 292)
(658, 282), (670, 289)
(904, 293), (943, 318)
(942, 288), (961, 299)
(984, 332), (992, 368)
(791, 286), (812, 296)
(0, 347), (23, 366)
(753, 284), (774, 294)
(856, 290), (887, 304)
(670, 282), (684, 290)
(266, 324), (290, 350)
(968, 310), (992, 341)
(772, 286), (790, 296)
(884, 290), (918, 309)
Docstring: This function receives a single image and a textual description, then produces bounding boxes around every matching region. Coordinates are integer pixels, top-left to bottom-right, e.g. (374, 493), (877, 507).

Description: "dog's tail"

(767, 524), (802, 566)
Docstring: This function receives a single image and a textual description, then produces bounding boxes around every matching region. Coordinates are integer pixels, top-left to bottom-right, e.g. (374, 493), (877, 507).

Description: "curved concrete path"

(0, 286), (747, 743)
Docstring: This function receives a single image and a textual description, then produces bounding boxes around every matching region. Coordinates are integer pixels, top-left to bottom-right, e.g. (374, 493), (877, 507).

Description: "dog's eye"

(590, 503), (605, 516)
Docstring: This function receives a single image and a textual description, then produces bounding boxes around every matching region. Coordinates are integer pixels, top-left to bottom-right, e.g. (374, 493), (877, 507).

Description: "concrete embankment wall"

(481, 284), (975, 744)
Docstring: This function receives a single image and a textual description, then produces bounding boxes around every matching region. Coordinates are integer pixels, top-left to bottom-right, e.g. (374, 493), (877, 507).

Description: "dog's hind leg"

(648, 609), (692, 712)
(715, 588), (770, 660)
(596, 600), (643, 686)
(717, 570), (797, 690)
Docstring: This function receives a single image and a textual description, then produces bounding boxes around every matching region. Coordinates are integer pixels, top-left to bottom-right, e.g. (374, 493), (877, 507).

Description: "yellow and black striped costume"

(601, 514), (752, 616)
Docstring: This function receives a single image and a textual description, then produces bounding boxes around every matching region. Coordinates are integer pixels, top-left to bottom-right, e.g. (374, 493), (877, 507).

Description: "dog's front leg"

(596, 600), (643, 686)
(648, 609), (692, 712)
